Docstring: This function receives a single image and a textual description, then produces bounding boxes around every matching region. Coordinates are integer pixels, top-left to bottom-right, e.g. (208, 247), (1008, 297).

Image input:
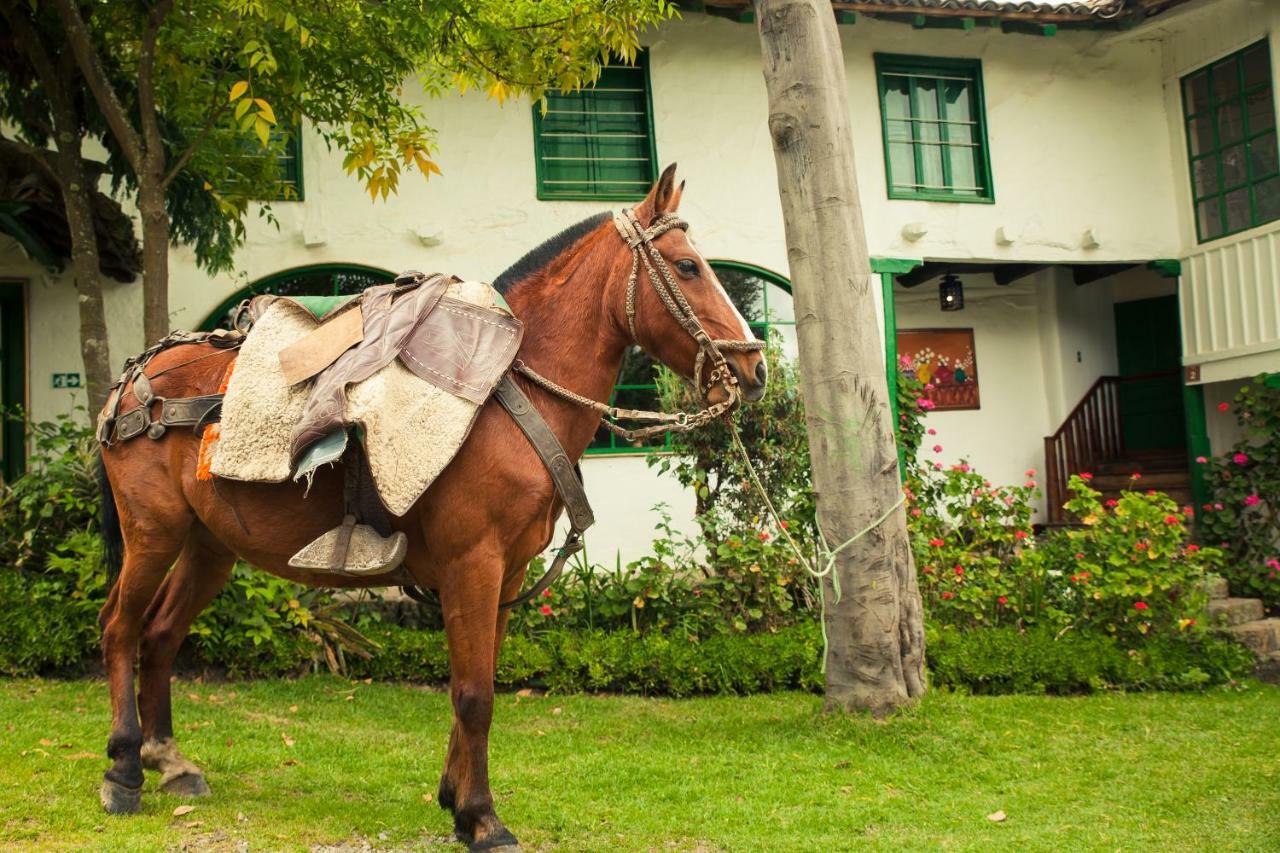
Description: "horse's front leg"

(437, 547), (520, 851)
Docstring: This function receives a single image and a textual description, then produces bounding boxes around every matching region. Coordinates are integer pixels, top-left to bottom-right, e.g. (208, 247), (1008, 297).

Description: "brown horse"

(95, 165), (767, 850)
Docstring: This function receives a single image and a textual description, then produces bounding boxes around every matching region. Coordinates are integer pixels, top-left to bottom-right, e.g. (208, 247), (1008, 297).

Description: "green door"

(0, 283), (26, 482)
(1114, 295), (1185, 452)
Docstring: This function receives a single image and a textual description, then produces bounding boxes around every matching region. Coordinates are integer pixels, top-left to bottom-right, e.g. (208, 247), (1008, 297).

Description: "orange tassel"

(196, 359), (237, 481)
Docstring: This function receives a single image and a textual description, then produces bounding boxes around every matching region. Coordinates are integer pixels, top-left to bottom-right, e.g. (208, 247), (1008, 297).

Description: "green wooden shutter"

(534, 53), (658, 201)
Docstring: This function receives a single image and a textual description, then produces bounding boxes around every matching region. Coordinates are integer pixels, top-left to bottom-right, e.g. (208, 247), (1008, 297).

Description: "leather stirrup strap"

(491, 373), (595, 610)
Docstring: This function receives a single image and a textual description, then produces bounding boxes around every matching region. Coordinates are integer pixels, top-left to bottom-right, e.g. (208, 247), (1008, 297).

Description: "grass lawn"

(1, 678), (1277, 851)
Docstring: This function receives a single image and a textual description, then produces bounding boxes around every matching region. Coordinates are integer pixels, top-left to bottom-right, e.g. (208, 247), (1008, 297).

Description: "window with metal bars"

(875, 54), (993, 203)
(532, 52), (657, 201)
(1181, 41), (1280, 243)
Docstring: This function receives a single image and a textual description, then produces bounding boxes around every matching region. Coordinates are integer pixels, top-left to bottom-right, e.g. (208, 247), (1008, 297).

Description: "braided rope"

(513, 206), (763, 443)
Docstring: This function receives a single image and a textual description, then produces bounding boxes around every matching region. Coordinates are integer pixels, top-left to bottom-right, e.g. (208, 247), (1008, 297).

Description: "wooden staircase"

(1043, 371), (1188, 524)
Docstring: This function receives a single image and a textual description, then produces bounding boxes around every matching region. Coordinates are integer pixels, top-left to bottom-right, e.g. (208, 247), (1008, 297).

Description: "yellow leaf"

(229, 81), (249, 101)
(254, 99), (276, 124)
(254, 118), (270, 148)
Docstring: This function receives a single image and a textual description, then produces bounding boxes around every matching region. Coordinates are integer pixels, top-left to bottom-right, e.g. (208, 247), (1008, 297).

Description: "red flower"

(759, 531), (771, 541)
(933, 444), (943, 453)
(1186, 544), (1200, 553)
(539, 605), (553, 616)
(1134, 601), (1149, 611)
(1163, 515), (1179, 525)
(1218, 402), (1230, 412)
(1183, 505), (1194, 516)
(1233, 452), (1249, 465)
(1245, 494), (1261, 507)
(541, 588), (553, 598)
(941, 591), (954, 600)
(1070, 574), (1080, 583)
(927, 428), (937, 435)
(1074, 552), (1085, 559)
(998, 596), (1008, 605)
(1131, 472), (1142, 480)
(1135, 542), (1148, 551)
(923, 565), (935, 575)
(1105, 499), (1119, 507)
(1080, 472), (1093, 480)
(929, 538), (945, 547)
(779, 521), (789, 530)
(1014, 530), (1029, 540)
(954, 565), (964, 576)
(1146, 489), (1157, 496)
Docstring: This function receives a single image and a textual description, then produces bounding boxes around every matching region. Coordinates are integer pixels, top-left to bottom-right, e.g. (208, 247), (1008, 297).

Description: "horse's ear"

(636, 163), (680, 222)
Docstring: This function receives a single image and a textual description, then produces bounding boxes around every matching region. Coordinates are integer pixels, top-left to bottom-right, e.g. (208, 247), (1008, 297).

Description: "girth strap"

(490, 373), (595, 610)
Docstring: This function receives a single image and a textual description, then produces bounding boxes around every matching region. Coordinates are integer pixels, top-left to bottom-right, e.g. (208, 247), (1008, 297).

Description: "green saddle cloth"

(290, 294), (356, 320)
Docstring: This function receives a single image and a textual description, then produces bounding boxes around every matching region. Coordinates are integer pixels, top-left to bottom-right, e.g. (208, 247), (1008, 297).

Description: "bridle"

(511, 207), (765, 442)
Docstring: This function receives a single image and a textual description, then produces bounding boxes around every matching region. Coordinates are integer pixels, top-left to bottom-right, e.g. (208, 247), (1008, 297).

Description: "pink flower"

(933, 462), (943, 471)
(1025, 469), (1037, 478)
(918, 398), (936, 411)
(1233, 452), (1249, 465)
(1267, 559), (1280, 570)
(933, 445), (943, 453)
(1080, 472), (1093, 481)
(1025, 481), (1036, 489)
(910, 508), (922, 517)
(899, 354), (914, 368)
(541, 588), (553, 598)
(1195, 456), (1208, 464)
(1105, 499), (1118, 507)
(1134, 601), (1149, 611)
(927, 428), (937, 436)
(1245, 495), (1261, 507)
(1131, 472), (1142, 480)
(1218, 402), (1230, 412)
(924, 383), (935, 392)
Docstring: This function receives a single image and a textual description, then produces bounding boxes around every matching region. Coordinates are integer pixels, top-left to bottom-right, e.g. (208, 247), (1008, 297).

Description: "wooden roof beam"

(994, 264), (1050, 286)
(1072, 263), (1137, 286)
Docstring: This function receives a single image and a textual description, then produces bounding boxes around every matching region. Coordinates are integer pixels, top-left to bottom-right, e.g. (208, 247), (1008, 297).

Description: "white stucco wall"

(3, 12), (1219, 561)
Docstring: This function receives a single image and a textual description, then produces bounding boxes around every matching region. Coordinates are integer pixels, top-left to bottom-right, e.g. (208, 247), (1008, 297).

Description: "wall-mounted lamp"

(939, 273), (964, 312)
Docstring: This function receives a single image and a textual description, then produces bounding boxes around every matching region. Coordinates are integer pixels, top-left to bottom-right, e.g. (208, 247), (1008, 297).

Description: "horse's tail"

(98, 453), (124, 592)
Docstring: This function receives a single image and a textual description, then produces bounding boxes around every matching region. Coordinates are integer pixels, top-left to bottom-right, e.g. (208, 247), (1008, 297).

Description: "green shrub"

(927, 624), (1256, 694)
(1197, 375), (1280, 607)
(0, 571), (100, 676)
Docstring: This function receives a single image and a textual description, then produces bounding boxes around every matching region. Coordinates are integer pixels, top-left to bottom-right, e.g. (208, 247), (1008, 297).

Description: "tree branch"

(162, 76), (233, 189)
(0, 134), (61, 184)
(52, 0), (145, 172)
(0, 2), (68, 117)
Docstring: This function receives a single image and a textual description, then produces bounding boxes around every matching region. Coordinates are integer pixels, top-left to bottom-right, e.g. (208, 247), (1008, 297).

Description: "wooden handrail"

(1042, 370), (1179, 523)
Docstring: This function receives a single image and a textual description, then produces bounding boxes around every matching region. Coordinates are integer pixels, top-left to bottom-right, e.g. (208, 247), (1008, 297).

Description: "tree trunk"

(755, 0), (925, 715)
(53, 136), (114, 413)
(137, 180), (170, 345)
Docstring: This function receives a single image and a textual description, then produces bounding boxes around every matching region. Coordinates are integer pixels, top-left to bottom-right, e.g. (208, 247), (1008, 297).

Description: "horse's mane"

(493, 212), (611, 295)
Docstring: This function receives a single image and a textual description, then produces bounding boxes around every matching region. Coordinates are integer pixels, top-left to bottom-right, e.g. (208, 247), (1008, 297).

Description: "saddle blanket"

(208, 279), (520, 516)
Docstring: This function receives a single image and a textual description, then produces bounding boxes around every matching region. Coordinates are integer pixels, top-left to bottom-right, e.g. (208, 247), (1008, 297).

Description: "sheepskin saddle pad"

(208, 275), (523, 516)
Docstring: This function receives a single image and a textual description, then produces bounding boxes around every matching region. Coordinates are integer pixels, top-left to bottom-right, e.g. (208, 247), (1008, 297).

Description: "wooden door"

(1114, 295), (1185, 452)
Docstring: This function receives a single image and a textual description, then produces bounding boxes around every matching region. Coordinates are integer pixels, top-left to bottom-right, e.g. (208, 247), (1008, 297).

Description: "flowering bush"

(909, 459), (1045, 629)
(1039, 476), (1218, 642)
(1197, 376), (1280, 608)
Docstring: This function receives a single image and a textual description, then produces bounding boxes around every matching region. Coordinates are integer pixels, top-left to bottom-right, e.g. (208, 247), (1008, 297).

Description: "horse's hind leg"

(137, 530), (234, 797)
(98, 494), (192, 814)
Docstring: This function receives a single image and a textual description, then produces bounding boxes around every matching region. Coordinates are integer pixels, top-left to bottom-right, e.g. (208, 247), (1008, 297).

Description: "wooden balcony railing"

(1042, 371), (1179, 523)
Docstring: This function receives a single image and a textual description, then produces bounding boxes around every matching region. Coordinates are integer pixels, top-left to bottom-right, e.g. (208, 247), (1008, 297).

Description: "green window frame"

(587, 261), (794, 455)
(1181, 40), (1279, 243)
(874, 54), (994, 203)
(532, 52), (658, 201)
(275, 128), (304, 201)
(199, 263), (393, 331)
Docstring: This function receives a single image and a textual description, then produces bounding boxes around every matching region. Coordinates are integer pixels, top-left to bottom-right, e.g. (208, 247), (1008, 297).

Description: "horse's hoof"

(467, 829), (521, 852)
(161, 772), (211, 798)
(99, 779), (142, 815)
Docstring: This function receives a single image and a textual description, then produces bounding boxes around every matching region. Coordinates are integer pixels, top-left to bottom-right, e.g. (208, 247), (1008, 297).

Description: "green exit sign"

(52, 372), (82, 389)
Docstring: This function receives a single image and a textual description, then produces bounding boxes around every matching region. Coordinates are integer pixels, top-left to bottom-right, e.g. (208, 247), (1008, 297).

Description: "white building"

(2, 0), (1277, 563)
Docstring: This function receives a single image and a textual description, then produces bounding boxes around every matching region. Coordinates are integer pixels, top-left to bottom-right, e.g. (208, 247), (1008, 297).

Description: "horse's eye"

(674, 259), (699, 278)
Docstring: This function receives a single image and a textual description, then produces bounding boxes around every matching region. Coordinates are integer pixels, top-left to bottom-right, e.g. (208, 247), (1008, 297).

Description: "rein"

(511, 208), (764, 443)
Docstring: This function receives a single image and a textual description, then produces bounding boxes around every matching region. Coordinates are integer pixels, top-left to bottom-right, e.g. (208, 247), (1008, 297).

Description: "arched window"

(588, 260), (794, 454)
(198, 263), (395, 331)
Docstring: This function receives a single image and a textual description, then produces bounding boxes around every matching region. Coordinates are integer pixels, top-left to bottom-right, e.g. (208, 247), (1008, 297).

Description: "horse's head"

(613, 164), (768, 404)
